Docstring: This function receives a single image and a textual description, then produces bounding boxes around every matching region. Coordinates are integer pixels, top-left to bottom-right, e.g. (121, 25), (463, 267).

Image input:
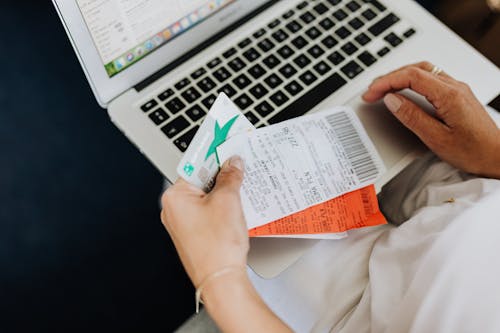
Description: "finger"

(384, 93), (449, 145)
(211, 156), (245, 196)
(362, 67), (452, 106)
(171, 178), (205, 195)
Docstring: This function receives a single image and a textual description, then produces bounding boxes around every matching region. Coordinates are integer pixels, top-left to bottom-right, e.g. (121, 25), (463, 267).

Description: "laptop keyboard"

(139, 0), (417, 153)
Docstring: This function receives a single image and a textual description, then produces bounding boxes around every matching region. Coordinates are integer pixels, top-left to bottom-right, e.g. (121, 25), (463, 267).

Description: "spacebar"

(268, 72), (347, 124)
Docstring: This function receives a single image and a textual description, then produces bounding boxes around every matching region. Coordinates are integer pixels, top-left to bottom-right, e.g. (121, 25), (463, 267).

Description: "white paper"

(217, 107), (386, 229)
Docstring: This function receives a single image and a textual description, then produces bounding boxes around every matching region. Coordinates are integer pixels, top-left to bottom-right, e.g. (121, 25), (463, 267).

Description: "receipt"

(249, 185), (386, 237)
(217, 107), (386, 229)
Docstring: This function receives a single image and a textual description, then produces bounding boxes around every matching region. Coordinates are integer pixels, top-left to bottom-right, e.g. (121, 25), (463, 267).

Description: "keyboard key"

(377, 46), (390, 57)
(213, 66), (232, 83)
(233, 73), (252, 89)
(346, 0), (361, 12)
(341, 60), (364, 78)
(141, 99), (158, 112)
(348, 17), (364, 29)
(362, 8), (377, 20)
(268, 19), (281, 29)
(364, 0), (386, 12)
(285, 80), (304, 96)
(305, 27), (322, 39)
(197, 77), (217, 93)
(245, 111), (259, 125)
(297, 1), (308, 9)
(403, 28), (416, 38)
(335, 26), (352, 39)
(277, 45), (295, 59)
(293, 54), (311, 67)
(228, 57), (247, 72)
(249, 83), (269, 99)
(181, 87), (202, 103)
(174, 126), (199, 152)
(327, 51), (345, 65)
(321, 35), (338, 48)
(300, 11), (315, 24)
(253, 28), (266, 39)
(355, 32), (371, 46)
(327, 0), (342, 5)
(263, 54), (281, 69)
(283, 9), (295, 19)
(270, 91), (290, 107)
(202, 94), (217, 110)
(319, 18), (335, 30)
(243, 47), (261, 62)
(255, 101), (275, 117)
(174, 78), (190, 90)
(333, 9), (348, 21)
(248, 64), (266, 79)
(222, 47), (237, 58)
(299, 70), (318, 86)
(279, 64), (298, 78)
(384, 32), (403, 47)
(165, 97), (186, 114)
(148, 108), (169, 125)
(313, 61), (332, 75)
(268, 72), (347, 124)
(264, 73), (283, 89)
(286, 20), (303, 33)
(161, 115), (189, 138)
(234, 93), (254, 110)
(207, 57), (221, 69)
(186, 105), (206, 121)
(291, 36), (309, 49)
(158, 89), (174, 102)
(308, 45), (325, 57)
(257, 38), (275, 52)
(313, 3), (329, 14)
(218, 83), (237, 97)
(357, 51), (377, 66)
(341, 41), (358, 55)
(368, 13), (400, 36)
(272, 29), (289, 42)
(191, 68), (206, 79)
(238, 38), (252, 49)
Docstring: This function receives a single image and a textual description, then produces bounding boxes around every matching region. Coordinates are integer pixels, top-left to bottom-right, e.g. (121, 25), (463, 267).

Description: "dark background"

(1, 0), (497, 332)
(0, 1), (193, 332)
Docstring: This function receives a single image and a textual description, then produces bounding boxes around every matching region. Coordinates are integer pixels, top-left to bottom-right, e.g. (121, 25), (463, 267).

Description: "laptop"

(53, 0), (500, 278)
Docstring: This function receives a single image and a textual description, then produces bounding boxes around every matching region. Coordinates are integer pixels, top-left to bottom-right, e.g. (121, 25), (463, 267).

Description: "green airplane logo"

(205, 115), (239, 165)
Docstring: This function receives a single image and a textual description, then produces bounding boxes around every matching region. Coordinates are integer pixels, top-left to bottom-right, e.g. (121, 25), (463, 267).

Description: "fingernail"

(384, 94), (402, 113)
(227, 156), (244, 171)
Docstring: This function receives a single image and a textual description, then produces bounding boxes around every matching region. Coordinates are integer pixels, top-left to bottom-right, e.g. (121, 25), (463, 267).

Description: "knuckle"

(419, 61), (432, 69)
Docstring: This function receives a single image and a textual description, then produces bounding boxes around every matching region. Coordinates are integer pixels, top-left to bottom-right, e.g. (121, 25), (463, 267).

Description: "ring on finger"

(430, 65), (443, 76)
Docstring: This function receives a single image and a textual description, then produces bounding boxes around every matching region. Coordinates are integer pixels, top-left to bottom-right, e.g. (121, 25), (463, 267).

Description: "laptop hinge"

(134, 0), (280, 92)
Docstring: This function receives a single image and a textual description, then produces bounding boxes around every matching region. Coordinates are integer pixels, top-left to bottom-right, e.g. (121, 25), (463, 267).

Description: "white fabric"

(249, 153), (500, 332)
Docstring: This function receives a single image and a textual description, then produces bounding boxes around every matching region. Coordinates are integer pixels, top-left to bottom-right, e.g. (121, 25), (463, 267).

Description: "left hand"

(160, 156), (248, 287)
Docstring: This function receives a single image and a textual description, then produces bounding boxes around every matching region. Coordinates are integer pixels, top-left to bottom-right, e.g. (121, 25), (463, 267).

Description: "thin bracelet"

(195, 266), (245, 313)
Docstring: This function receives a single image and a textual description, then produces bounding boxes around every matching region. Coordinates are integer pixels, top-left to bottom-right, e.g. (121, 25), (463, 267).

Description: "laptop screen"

(76, 0), (236, 78)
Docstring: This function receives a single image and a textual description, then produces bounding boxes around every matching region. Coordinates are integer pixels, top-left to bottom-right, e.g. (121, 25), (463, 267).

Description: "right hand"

(362, 61), (500, 179)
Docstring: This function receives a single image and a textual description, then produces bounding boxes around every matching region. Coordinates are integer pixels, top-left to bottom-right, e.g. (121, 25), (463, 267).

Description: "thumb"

(384, 93), (447, 142)
(211, 156), (245, 195)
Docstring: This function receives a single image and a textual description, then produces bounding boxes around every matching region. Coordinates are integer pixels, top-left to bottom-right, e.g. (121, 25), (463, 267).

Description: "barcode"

(326, 112), (378, 183)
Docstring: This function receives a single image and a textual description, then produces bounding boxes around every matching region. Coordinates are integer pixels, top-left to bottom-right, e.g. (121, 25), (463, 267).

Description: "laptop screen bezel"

(53, 0), (272, 107)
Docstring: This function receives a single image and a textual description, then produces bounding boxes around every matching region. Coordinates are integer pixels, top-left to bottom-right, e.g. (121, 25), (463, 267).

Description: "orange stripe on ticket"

(248, 185), (386, 236)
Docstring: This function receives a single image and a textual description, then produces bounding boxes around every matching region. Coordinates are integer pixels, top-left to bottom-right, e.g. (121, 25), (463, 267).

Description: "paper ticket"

(217, 107), (386, 229)
(176, 93), (254, 192)
(249, 185), (387, 237)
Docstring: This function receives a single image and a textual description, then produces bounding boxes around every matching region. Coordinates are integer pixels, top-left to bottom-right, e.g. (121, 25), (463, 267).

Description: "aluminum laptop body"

(53, 0), (500, 278)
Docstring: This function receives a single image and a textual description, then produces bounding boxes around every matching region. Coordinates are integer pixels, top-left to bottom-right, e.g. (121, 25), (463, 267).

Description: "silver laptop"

(53, 0), (500, 278)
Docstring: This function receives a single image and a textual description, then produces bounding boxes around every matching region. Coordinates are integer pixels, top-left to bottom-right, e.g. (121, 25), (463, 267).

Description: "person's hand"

(362, 61), (500, 178)
(160, 156), (248, 287)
